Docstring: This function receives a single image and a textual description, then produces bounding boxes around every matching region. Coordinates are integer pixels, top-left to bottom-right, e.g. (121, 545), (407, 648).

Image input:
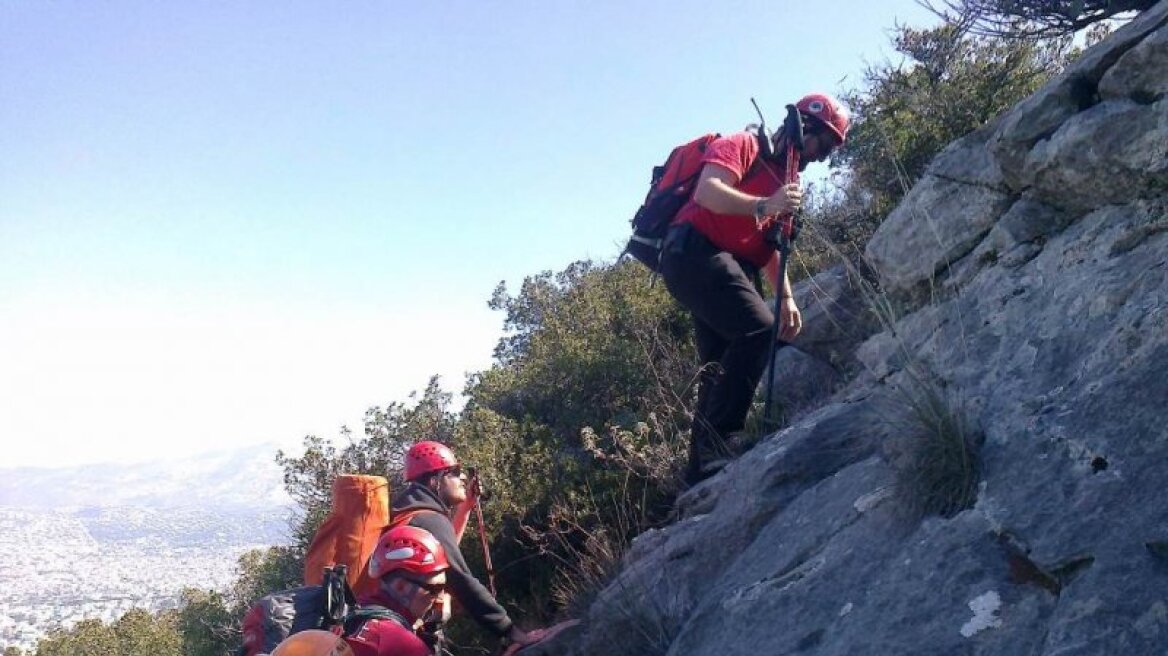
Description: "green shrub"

(32, 609), (181, 656)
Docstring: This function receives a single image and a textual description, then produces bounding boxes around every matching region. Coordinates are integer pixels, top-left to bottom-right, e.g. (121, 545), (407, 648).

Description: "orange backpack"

(303, 474), (418, 598)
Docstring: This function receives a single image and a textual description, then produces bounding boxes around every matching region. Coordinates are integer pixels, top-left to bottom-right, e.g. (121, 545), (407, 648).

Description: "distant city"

(0, 445), (295, 652)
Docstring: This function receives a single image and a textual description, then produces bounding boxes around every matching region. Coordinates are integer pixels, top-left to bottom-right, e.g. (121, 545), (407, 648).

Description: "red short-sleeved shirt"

(673, 131), (792, 269)
(344, 615), (430, 656)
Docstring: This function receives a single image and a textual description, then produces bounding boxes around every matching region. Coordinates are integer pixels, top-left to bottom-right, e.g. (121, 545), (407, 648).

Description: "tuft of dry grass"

(535, 501), (688, 656)
(520, 422), (691, 654)
(877, 374), (981, 519)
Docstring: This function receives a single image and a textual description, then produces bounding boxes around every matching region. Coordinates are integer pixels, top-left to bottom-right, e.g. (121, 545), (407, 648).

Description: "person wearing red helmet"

(343, 525), (451, 656)
(391, 441), (536, 649)
(659, 93), (850, 486)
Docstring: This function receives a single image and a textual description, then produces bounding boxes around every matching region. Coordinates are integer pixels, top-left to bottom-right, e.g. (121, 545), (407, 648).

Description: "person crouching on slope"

(391, 441), (537, 649)
(659, 93), (851, 486)
(344, 525), (452, 656)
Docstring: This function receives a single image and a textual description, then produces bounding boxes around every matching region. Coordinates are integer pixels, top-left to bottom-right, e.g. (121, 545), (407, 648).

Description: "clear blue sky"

(0, 1), (938, 468)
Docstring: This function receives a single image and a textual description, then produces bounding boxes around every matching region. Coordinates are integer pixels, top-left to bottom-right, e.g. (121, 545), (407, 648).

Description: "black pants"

(660, 225), (778, 483)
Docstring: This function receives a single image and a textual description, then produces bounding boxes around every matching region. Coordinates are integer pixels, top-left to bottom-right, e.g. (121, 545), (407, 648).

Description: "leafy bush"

(172, 546), (303, 656)
(32, 609), (181, 656)
(479, 260), (694, 443)
(188, 259), (692, 654)
(416, 260), (696, 651)
(176, 588), (236, 656)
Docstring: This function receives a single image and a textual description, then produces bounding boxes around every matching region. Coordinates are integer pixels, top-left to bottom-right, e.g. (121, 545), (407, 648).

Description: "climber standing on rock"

(659, 93), (851, 486)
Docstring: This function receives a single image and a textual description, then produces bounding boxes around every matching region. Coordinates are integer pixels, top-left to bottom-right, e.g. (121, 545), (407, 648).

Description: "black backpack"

(237, 565), (409, 656)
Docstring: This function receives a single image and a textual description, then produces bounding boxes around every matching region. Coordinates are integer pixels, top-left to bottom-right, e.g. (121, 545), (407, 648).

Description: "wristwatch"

(753, 198), (767, 220)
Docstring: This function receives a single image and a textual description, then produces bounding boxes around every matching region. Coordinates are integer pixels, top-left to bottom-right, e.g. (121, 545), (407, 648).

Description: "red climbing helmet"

(795, 92), (851, 144)
(369, 525), (450, 579)
(404, 440), (459, 481)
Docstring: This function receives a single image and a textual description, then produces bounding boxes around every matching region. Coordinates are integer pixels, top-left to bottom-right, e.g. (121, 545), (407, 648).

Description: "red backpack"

(624, 133), (720, 270)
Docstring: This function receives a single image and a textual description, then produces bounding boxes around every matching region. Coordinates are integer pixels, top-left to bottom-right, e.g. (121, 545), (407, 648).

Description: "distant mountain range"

(0, 442), (293, 510)
(0, 443), (299, 652)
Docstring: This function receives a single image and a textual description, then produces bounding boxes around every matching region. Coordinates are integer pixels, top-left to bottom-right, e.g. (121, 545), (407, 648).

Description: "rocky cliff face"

(551, 5), (1168, 655)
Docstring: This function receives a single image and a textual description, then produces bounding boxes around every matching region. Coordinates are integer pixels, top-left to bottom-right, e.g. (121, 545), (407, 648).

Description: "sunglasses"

(406, 578), (445, 596)
(442, 466), (463, 478)
(800, 117), (841, 146)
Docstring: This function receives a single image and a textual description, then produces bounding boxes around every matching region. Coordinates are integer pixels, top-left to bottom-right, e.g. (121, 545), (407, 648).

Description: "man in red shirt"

(660, 93), (851, 486)
(343, 525), (452, 656)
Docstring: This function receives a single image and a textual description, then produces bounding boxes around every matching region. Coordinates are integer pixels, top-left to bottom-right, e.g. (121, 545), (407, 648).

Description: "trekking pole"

(464, 469), (497, 597)
(761, 104), (805, 432)
(471, 497), (495, 595)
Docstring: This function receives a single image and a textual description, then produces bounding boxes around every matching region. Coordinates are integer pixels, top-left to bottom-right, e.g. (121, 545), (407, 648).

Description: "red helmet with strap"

(369, 525), (450, 579)
(795, 93), (850, 144)
(404, 440), (458, 481)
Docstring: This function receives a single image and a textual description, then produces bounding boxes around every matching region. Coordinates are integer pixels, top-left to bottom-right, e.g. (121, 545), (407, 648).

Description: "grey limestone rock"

(864, 123), (1014, 295)
(1024, 98), (1168, 214)
(990, 0), (1168, 189)
(789, 263), (876, 371)
(1099, 19), (1168, 101)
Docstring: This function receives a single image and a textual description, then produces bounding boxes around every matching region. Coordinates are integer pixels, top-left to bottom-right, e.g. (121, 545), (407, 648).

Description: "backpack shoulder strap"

(343, 604), (413, 636)
(389, 507), (447, 530)
(742, 146), (783, 188)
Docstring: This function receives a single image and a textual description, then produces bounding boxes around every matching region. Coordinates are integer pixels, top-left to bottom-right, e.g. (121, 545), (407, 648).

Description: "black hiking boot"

(688, 431), (761, 485)
(724, 430), (757, 455)
(685, 444), (733, 486)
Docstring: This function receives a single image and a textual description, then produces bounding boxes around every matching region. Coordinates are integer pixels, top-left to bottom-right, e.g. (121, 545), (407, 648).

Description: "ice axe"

(761, 104), (804, 432)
